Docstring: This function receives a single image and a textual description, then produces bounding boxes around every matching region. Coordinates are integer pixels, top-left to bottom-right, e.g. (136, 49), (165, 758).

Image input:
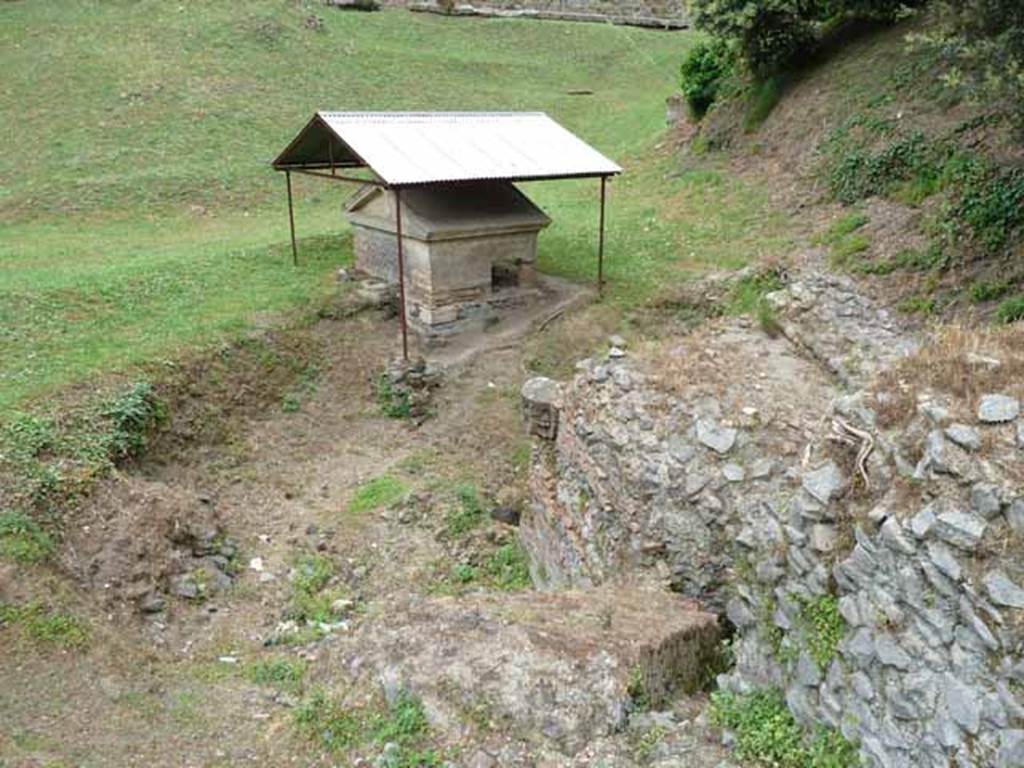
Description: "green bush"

(689, 0), (819, 76)
(945, 160), (1024, 253)
(919, 0), (1024, 129)
(102, 382), (165, 459)
(681, 38), (733, 118)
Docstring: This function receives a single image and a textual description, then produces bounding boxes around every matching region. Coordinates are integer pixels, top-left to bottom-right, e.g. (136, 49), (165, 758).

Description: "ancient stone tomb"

(345, 181), (551, 331)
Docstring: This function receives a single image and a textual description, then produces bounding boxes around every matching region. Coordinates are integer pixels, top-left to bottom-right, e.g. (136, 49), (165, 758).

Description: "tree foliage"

(916, 0), (1024, 124)
(687, 0), (928, 76)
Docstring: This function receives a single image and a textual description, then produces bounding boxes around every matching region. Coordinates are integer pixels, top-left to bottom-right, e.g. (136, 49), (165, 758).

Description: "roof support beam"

(286, 171), (298, 267)
(290, 169), (387, 186)
(598, 175), (607, 298)
(394, 187), (410, 361)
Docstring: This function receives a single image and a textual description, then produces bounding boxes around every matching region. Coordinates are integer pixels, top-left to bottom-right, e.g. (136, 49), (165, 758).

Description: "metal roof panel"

(273, 112), (622, 185)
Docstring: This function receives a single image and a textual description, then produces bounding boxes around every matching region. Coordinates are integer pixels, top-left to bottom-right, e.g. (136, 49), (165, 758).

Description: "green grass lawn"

(0, 1), (791, 410)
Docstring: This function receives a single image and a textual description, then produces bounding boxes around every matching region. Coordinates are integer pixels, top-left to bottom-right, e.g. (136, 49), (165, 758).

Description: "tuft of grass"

(294, 688), (441, 764)
(249, 657), (307, 692)
(897, 295), (936, 315)
(0, 511), (55, 563)
(294, 689), (363, 753)
(347, 474), (409, 516)
(829, 233), (871, 269)
(376, 374), (413, 420)
(627, 666), (651, 712)
(481, 542), (532, 591)
(287, 553), (350, 625)
(444, 484), (486, 538)
(969, 280), (1013, 304)
(821, 212), (869, 243)
(743, 75), (786, 133)
(727, 271), (785, 316)
(0, 601), (89, 649)
(996, 295), (1024, 324)
(710, 688), (858, 767)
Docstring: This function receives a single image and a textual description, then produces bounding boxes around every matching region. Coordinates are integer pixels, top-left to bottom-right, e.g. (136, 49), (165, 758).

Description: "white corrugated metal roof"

(272, 112), (622, 185)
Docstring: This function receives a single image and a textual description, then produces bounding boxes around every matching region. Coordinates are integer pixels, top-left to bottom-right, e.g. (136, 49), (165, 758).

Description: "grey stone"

(170, 574), (200, 600)
(608, 334), (627, 349)
(802, 461), (845, 504)
(945, 423), (982, 451)
(875, 634), (912, 670)
(880, 517), (915, 554)
(1007, 498), (1024, 536)
(959, 597), (1000, 651)
(1018, 421), (1024, 448)
(796, 651), (821, 687)
(982, 692), (1009, 728)
(933, 510), (987, 550)
(998, 730), (1024, 768)
(667, 435), (696, 464)
(722, 462), (745, 482)
(984, 571), (1024, 609)
(696, 418), (737, 454)
(725, 597), (756, 629)
(809, 523), (838, 553)
(978, 394), (1020, 423)
(608, 346), (627, 359)
(138, 592), (166, 614)
(926, 541), (963, 582)
(748, 458), (775, 479)
(844, 627), (876, 666)
(970, 483), (1003, 520)
(466, 750), (497, 768)
(910, 506), (937, 539)
(944, 675), (981, 735)
(852, 671), (875, 701)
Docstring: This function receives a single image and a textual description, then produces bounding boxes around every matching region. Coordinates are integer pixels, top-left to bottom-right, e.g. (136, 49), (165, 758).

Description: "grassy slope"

(0, 1), (790, 410)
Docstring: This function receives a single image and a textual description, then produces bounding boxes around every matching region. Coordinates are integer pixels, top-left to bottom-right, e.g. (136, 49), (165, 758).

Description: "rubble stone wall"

(381, 0), (688, 29)
(521, 274), (1024, 767)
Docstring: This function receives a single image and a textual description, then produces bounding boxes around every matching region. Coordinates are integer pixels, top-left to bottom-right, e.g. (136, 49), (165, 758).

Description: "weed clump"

(249, 657), (307, 692)
(348, 474), (409, 516)
(0, 511), (55, 563)
(996, 295), (1024, 324)
(294, 688), (441, 765)
(798, 596), (846, 670)
(0, 601), (89, 649)
(710, 688), (858, 767)
(444, 484), (485, 538)
(287, 553), (351, 625)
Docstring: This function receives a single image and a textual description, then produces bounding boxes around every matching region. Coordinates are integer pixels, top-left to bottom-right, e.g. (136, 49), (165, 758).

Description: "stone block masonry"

(388, 0), (689, 29)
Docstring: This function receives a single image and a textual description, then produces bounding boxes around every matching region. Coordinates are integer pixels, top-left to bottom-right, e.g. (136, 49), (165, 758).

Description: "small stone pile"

(163, 527), (241, 609)
(375, 358), (442, 422)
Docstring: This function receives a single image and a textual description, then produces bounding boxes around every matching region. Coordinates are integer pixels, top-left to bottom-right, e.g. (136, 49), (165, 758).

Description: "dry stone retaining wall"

(521, 273), (1024, 767)
(381, 0), (688, 29)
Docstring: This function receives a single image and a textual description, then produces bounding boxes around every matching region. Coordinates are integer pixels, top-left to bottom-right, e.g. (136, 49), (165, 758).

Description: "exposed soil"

(0, 304), (736, 767)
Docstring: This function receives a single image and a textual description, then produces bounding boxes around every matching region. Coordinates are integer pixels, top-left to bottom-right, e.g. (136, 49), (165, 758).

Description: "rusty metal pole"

(395, 188), (409, 361)
(286, 170), (298, 266)
(598, 175), (607, 297)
